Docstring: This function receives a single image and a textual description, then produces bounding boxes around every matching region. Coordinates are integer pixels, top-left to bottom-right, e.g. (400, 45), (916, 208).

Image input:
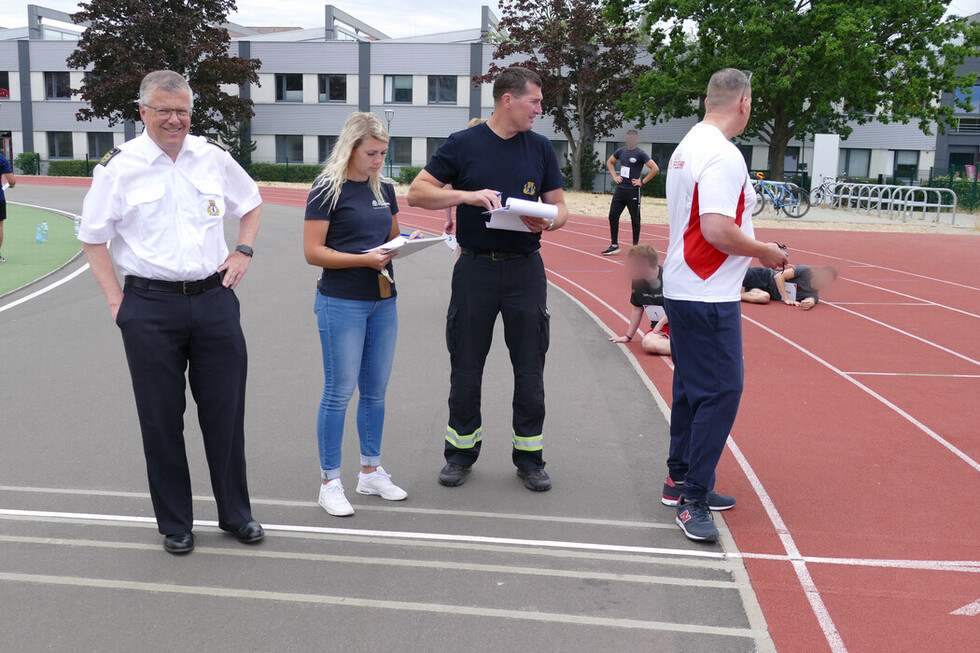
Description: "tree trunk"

(767, 128), (791, 182)
(570, 141), (583, 191)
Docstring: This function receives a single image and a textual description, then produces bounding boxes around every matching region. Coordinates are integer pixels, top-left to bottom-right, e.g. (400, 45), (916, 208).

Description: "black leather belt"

(124, 272), (224, 295)
(459, 247), (530, 261)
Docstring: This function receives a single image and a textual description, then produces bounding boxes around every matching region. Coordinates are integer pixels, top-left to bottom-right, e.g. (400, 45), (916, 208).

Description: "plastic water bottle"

(36, 224), (44, 244)
(41, 221), (49, 242)
(74, 215), (81, 236)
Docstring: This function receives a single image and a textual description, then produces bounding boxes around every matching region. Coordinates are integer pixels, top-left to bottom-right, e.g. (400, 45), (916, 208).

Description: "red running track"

(26, 178), (980, 652)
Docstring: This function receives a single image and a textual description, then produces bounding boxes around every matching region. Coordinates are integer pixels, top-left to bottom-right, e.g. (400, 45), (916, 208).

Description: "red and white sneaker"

(661, 477), (736, 511)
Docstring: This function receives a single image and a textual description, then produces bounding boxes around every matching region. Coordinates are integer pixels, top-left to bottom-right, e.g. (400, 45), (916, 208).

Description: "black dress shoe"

(163, 532), (195, 555)
(438, 463), (472, 487)
(517, 467), (552, 492)
(233, 520), (264, 544)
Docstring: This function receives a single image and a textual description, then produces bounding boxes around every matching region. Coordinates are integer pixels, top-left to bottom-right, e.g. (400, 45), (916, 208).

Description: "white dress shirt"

(79, 132), (262, 281)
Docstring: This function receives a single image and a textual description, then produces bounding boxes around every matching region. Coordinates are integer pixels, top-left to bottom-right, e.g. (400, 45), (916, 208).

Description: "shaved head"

(704, 68), (752, 111)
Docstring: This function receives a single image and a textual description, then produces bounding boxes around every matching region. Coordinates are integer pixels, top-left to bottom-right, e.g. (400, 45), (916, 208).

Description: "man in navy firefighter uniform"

(408, 66), (569, 492)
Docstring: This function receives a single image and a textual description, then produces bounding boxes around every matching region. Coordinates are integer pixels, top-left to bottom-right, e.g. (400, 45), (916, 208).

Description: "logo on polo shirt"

(371, 199), (390, 209)
(629, 157), (637, 163)
(206, 200), (220, 216)
(523, 181), (536, 196)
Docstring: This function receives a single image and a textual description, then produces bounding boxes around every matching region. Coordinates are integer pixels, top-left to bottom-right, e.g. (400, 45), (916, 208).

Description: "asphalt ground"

(0, 186), (771, 652)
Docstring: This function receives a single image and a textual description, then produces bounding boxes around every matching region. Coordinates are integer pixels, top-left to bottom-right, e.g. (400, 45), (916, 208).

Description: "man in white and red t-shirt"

(662, 68), (788, 542)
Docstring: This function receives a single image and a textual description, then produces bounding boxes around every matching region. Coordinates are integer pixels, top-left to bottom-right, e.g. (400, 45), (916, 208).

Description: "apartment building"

(0, 4), (950, 185)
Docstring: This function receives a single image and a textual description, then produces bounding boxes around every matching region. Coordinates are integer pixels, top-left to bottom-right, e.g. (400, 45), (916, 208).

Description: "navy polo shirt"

(305, 179), (398, 300)
(424, 122), (563, 254)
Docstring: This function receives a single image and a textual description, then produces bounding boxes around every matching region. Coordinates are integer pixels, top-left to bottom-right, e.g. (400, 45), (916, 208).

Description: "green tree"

(67, 0), (260, 138)
(477, 0), (642, 191)
(615, 0), (980, 180)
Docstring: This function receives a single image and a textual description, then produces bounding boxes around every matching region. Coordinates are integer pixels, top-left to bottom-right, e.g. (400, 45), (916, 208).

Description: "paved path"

(0, 186), (770, 652)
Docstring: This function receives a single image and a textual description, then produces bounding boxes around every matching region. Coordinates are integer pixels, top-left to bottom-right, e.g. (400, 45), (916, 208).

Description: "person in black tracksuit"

(408, 67), (568, 492)
(601, 129), (659, 255)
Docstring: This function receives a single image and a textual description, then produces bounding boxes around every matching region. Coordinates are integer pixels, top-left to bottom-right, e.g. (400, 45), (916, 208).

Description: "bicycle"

(809, 176), (843, 207)
(752, 177), (810, 218)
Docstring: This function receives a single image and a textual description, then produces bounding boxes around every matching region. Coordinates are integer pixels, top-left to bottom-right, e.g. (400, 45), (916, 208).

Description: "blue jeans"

(314, 293), (398, 480)
(664, 299), (744, 504)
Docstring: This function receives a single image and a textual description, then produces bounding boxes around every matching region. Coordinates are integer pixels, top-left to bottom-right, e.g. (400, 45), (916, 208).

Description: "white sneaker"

(318, 479), (354, 516)
(356, 466), (408, 501)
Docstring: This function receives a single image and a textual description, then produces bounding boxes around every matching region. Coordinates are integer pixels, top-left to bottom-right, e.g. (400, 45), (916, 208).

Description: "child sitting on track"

(609, 244), (671, 356)
(742, 264), (837, 310)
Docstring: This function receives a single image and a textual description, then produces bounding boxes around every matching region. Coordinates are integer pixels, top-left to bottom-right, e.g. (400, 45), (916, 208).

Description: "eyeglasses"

(742, 70), (754, 83)
(143, 104), (191, 120)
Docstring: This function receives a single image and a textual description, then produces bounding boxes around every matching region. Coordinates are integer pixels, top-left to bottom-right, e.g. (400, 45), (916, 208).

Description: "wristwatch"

(235, 244), (254, 257)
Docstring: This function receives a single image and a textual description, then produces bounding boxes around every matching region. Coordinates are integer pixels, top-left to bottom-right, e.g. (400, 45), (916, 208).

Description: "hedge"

(47, 160), (96, 177)
(246, 162), (322, 183)
(396, 166), (422, 185)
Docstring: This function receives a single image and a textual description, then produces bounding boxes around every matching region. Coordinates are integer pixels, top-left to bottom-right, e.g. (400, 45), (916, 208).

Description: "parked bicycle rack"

(823, 182), (958, 225)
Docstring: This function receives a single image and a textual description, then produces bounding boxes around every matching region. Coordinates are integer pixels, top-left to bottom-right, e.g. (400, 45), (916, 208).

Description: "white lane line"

(3, 507), (977, 573)
(0, 258), (89, 314)
(0, 508), (729, 560)
(844, 372), (980, 379)
(742, 315), (980, 473)
(823, 302), (980, 367)
(0, 571), (763, 637)
(951, 598), (980, 616)
(0, 534), (739, 589)
(837, 277), (980, 321)
(788, 245), (980, 293)
(830, 302), (931, 306)
(0, 485), (675, 531)
(726, 439), (848, 653)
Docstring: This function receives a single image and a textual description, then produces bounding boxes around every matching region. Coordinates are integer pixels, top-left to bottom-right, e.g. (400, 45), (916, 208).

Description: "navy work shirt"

(424, 122), (563, 255)
(305, 179), (398, 300)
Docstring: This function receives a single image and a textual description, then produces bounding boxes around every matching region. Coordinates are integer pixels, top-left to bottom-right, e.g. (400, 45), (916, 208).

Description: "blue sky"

(0, 1), (500, 38)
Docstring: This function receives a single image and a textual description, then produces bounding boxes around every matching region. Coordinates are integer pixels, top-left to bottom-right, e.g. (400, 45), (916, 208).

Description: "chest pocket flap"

(192, 178), (225, 220)
(125, 184), (166, 207)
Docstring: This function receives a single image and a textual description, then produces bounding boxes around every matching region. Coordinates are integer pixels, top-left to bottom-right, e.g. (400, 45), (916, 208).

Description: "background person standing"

(79, 70), (264, 555)
(408, 66), (568, 492)
(0, 151), (15, 262)
(601, 129), (658, 255)
(662, 69), (787, 542)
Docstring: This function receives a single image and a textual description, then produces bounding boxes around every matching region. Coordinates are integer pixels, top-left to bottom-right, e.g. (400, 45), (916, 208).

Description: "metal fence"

(811, 179), (959, 224)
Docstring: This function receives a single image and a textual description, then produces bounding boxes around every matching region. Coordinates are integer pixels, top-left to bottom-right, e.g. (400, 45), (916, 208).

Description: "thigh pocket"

(446, 304), (459, 355)
(538, 305), (551, 354)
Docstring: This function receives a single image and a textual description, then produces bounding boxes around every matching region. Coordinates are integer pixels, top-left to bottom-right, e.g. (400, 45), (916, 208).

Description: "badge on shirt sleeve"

(523, 181), (536, 196)
(206, 200), (221, 217)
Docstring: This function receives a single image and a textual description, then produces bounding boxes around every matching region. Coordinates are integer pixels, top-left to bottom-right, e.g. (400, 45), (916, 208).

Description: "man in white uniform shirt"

(662, 69), (787, 542)
(79, 70), (264, 554)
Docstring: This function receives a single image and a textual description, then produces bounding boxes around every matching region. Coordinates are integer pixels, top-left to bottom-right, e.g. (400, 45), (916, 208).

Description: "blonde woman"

(303, 112), (411, 516)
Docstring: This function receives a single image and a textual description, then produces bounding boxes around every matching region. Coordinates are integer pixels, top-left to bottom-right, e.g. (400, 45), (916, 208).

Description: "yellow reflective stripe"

(512, 434), (543, 452)
(446, 426), (482, 449)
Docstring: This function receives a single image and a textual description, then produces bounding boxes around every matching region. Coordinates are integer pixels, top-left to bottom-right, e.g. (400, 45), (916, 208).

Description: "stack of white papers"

(364, 234), (449, 259)
(484, 197), (558, 232)
(1, 182), (9, 191)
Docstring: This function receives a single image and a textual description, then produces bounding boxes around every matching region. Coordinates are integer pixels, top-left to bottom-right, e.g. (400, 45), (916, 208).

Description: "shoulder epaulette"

(98, 147), (121, 167)
(205, 137), (228, 151)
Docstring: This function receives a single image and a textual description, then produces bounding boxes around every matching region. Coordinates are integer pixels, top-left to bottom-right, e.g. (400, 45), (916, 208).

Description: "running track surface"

(20, 178), (980, 653)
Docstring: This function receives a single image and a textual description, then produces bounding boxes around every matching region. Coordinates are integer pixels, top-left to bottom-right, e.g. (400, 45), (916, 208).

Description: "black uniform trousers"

(116, 284), (253, 535)
(608, 185), (642, 246)
(445, 251), (551, 471)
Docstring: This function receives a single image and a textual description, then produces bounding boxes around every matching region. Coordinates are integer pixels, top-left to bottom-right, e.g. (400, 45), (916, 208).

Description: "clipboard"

(364, 235), (449, 259)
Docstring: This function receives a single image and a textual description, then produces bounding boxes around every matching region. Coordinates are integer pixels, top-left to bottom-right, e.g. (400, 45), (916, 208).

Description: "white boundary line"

(789, 245), (980, 293)
(837, 277), (980, 321)
(0, 263), (90, 314)
(823, 301), (980, 367)
(741, 315), (980, 473)
(844, 372), (980, 379)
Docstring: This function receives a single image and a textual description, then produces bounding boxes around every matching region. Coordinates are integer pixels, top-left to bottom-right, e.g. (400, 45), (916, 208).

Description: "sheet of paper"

(1, 182), (9, 191)
(484, 197), (558, 232)
(443, 232), (458, 252)
(364, 234), (449, 259)
(644, 305), (666, 323)
(620, 165), (631, 179)
(785, 282), (798, 302)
